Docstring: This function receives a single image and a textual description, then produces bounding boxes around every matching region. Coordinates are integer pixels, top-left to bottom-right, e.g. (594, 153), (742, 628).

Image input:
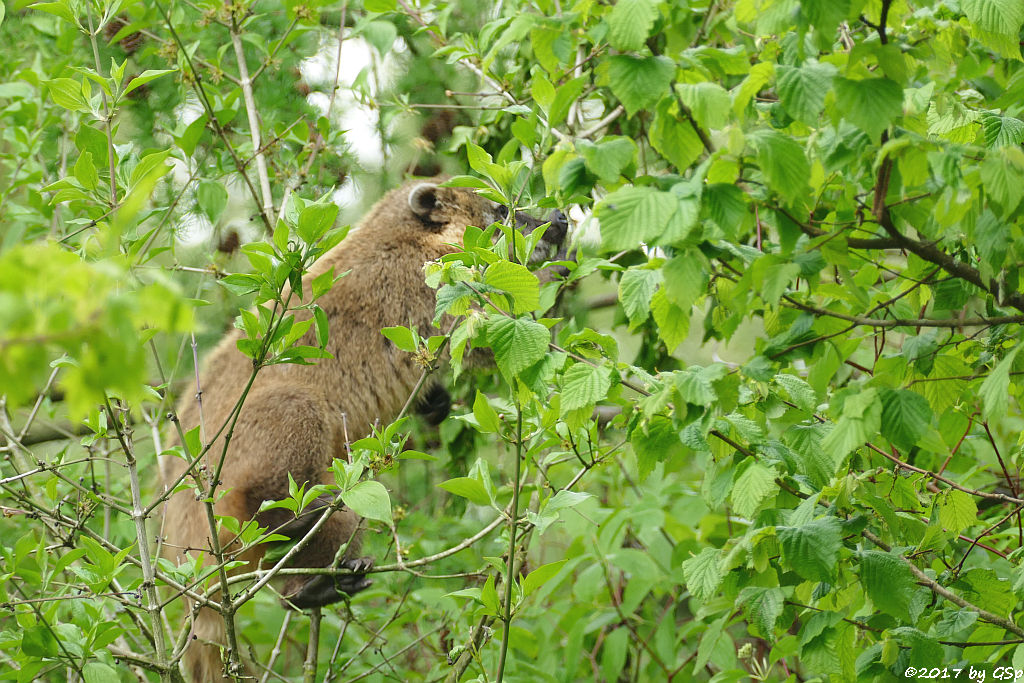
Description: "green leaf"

(364, 0), (397, 11)
(523, 559), (568, 595)
(682, 547), (723, 601)
(981, 150), (1024, 215)
(879, 388), (932, 451)
(84, 663), (121, 683)
(123, 69), (176, 97)
(341, 481), (392, 524)
(297, 203), (339, 244)
(777, 517), (842, 583)
(73, 151), (99, 192)
(46, 78), (87, 111)
(939, 489), (978, 534)
(472, 390), (501, 433)
(197, 180), (229, 222)
(486, 316), (550, 378)
(748, 130), (810, 207)
(484, 260), (540, 314)
(775, 62), (836, 124)
(606, 0), (658, 52)
(606, 55), (675, 117)
(979, 345), (1021, 421)
(596, 186), (679, 251)
(650, 288), (690, 351)
(618, 267), (662, 327)
(773, 374), (817, 413)
(381, 326), (417, 353)
(859, 550), (916, 621)
(578, 136), (637, 184)
(981, 113), (1024, 148)
(438, 477), (492, 506)
(738, 586), (785, 638)
(731, 459), (777, 519)
(676, 82), (731, 131)
(650, 99), (704, 170)
(962, 0), (1024, 57)
(833, 76), (904, 142)
(560, 362), (612, 414)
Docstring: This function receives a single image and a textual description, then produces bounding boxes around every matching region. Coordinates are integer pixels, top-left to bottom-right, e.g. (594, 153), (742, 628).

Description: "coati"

(161, 179), (567, 682)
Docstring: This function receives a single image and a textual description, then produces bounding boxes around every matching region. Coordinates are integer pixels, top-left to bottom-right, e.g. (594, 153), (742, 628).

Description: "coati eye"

(496, 205), (509, 220)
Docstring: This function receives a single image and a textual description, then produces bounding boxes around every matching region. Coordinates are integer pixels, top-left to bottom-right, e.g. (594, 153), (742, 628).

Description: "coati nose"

(546, 210), (568, 246)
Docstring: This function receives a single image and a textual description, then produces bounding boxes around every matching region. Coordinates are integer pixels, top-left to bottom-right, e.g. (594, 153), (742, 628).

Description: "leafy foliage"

(4, 0), (1024, 681)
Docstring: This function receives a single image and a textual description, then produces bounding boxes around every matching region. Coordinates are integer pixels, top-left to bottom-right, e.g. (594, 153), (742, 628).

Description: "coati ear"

(408, 183), (440, 218)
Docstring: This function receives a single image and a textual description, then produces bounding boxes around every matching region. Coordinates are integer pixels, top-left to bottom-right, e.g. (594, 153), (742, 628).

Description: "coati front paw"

(282, 556), (374, 610)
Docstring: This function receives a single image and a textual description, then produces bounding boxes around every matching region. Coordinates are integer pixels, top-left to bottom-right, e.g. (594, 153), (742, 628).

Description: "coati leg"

(171, 386), (372, 681)
(414, 382), (451, 425)
(259, 493), (374, 608)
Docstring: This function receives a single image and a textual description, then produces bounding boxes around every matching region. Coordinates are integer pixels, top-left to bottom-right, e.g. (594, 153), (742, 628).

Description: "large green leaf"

(879, 388), (932, 451)
(605, 0), (657, 52)
(606, 55), (675, 117)
(748, 130), (810, 207)
(485, 316), (550, 378)
(484, 260), (541, 314)
(596, 186), (679, 251)
(858, 550), (916, 621)
(618, 267), (662, 327)
(681, 547), (723, 601)
(341, 481), (393, 524)
(833, 76), (904, 142)
(731, 459), (777, 518)
(560, 362), (612, 414)
(775, 62), (836, 124)
(777, 517), (842, 583)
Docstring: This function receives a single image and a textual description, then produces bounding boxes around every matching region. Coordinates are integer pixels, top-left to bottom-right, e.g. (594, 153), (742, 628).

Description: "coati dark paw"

(415, 383), (451, 425)
(281, 556), (374, 609)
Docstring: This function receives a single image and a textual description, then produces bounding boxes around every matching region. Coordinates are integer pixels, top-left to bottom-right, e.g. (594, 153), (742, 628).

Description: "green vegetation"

(3, 0), (1024, 680)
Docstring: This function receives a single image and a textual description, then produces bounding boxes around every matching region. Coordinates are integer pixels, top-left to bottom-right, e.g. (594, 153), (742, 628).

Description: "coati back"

(161, 180), (566, 682)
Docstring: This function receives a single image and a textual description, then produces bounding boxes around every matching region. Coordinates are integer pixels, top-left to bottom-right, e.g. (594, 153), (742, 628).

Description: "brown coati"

(160, 179), (567, 682)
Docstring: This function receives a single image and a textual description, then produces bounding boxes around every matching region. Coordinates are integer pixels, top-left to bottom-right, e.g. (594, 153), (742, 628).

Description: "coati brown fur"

(160, 179), (566, 682)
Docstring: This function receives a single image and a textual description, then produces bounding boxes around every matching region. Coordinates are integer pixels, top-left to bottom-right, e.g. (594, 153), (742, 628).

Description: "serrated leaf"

(486, 316), (549, 378)
(940, 489), (978, 534)
(560, 362), (612, 414)
(662, 250), (707, 308)
(674, 367), (715, 406)
(676, 82), (731, 131)
(775, 61), (836, 124)
(774, 374), (817, 413)
(596, 186), (679, 251)
(606, 55), (675, 117)
(738, 586), (785, 638)
(879, 388), (932, 451)
(979, 346), (1021, 421)
(859, 550), (916, 621)
(578, 136), (637, 184)
(833, 76), (904, 142)
(682, 547), (723, 601)
(618, 267), (662, 327)
(748, 130), (810, 206)
(484, 260), (540, 314)
(650, 288), (690, 351)
(606, 0), (657, 51)
(651, 100), (703, 170)
(778, 517), (842, 583)
(341, 480), (392, 524)
(731, 459), (778, 518)
(981, 150), (1024, 215)
(981, 113), (1024, 148)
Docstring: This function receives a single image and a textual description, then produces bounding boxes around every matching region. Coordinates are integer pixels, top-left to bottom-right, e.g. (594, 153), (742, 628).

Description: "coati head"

(404, 181), (569, 262)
